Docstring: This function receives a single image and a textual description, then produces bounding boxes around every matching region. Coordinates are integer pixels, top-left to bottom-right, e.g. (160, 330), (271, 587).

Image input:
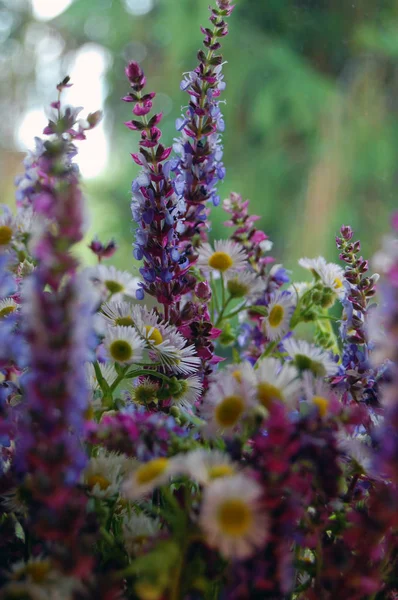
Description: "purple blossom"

(171, 2), (235, 248)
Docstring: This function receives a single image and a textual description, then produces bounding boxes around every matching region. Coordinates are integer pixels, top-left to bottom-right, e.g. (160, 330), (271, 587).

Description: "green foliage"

(1, 0), (398, 269)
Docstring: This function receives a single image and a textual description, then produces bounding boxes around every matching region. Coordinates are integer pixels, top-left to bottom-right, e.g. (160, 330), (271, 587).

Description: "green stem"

(215, 295), (233, 327)
(124, 369), (173, 384)
(260, 340), (277, 359)
(222, 301), (248, 320)
(317, 313), (340, 356)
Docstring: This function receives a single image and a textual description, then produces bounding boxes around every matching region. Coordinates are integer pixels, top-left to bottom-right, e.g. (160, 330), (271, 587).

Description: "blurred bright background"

(1, 0), (398, 272)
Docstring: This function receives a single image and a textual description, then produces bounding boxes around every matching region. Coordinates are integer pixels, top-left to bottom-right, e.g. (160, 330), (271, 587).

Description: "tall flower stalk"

(124, 63), (192, 315)
(17, 79), (100, 575)
(172, 0), (234, 248)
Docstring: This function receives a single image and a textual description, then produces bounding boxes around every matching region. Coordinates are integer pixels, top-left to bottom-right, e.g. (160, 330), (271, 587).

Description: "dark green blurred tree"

(1, 0), (397, 272)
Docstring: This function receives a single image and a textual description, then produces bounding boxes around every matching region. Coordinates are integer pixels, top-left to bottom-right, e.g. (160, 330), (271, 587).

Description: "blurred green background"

(1, 0), (397, 274)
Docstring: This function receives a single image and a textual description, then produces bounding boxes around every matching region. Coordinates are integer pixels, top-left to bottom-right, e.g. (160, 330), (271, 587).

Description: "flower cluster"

(2, 2), (398, 599)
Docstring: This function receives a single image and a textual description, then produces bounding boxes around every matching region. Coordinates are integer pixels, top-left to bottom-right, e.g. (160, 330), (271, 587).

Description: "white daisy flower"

(180, 449), (238, 485)
(302, 371), (335, 417)
(122, 456), (181, 500)
(130, 305), (201, 375)
(170, 375), (203, 410)
(87, 265), (140, 301)
(254, 357), (300, 410)
(203, 373), (255, 437)
(197, 240), (248, 273)
(84, 450), (134, 499)
(284, 338), (338, 377)
(219, 361), (256, 387)
(85, 362), (117, 392)
(262, 292), (295, 341)
(225, 271), (264, 300)
(288, 281), (311, 301)
(104, 326), (145, 365)
(0, 206), (15, 248)
(0, 298), (18, 319)
(15, 206), (38, 237)
(337, 431), (375, 477)
(101, 300), (135, 328)
(199, 474), (268, 560)
(122, 512), (161, 555)
(6, 557), (80, 599)
(317, 262), (345, 301)
(298, 256), (328, 277)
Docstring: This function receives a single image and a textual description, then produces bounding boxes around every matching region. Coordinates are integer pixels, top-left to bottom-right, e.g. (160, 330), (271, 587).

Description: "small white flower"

(15, 206), (38, 237)
(337, 431), (375, 477)
(87, 265), (140, 301)
(84, 450), (134, 498)
(288, 281), (311, 300)
(199, 474), (268, 559)
(317, 262), (345, 301)
(180, 449), (238, 485)
(302, 371), (334, 417)
(202, 372), (255, 438)
(197, 240), (248, 273)
(122, 456), (181, 500)
(0, 298), (18, 319)
(101, 300), (135, 328)
(130, 305), (201, 375)
(284, 338), (338, 377)
(225, 271), (265, 300)
(85, 362), (117, 392)
(104, 326), (145, 365)
(122, 512), (161, 555)
(170, 375), (203, 410)
(255, 357), (300, 410)
(299, 257), (345, 304)
(262, 291), (295, 341)
(298, 256), (328, 276)
(7, 557), (81, 599)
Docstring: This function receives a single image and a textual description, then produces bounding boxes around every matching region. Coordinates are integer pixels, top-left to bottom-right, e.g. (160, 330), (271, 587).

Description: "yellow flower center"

(0, 305), (16, 318)
(208, 464), (235, 479)
(109, 340), (133, 362)
(135, 458), (169, 485)
(86, 474), (111, 491)
(135, 384), (158, 405)
(232, 370), (242, 383)
(334, 277), (343, 289)
(25, 560), (52, 583)
(312, 395), (329, 417)
(217, 499), (252, 537)
(144, 325), (163, 345)
(215, 395), (245, 428)
(0, 225), (12, 246)
(257, 382), (283, 409)
(227, 278), (248, 298)
(105, 279), (124, 295)
(208, 251), (233, 272)
(268, 304), (284, 328)
(115, 316), (135, 327)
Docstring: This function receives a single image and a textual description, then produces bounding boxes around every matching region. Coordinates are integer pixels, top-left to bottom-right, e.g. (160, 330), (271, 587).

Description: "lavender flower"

(335, 225), (379, 405)
(16, 79), (99, 575)
(124, 63), (192, 312)
(172, 0), (234, 247)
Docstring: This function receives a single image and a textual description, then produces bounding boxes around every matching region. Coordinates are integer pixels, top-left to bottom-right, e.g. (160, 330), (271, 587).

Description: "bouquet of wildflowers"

(1, 1), (398, 598)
